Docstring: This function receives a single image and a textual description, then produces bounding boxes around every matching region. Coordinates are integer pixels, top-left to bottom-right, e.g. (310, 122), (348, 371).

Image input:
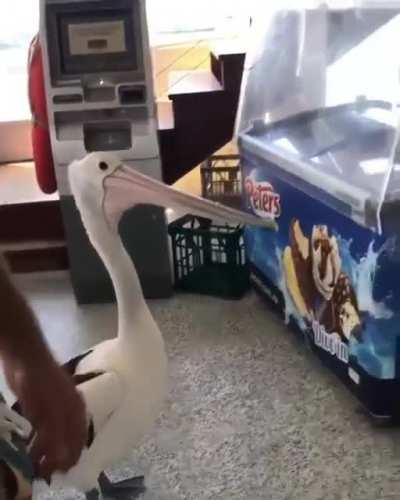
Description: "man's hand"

(3, 357), (87, 482)
(0, 257), (87, 483)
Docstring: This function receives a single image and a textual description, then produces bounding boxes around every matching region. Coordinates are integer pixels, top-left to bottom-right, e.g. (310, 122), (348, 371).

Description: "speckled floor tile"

(6, 272), (400, 500)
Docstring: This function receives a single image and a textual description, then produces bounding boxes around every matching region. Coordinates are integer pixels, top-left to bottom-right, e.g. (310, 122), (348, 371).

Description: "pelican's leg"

(98, 471), (145, 499)
(86, 488), (100, 500)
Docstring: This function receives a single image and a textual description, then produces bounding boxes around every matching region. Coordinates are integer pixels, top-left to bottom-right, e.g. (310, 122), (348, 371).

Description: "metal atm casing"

(40, 0), (172, 303)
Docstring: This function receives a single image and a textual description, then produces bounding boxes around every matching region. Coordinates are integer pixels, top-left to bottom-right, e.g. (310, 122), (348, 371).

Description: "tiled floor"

(6, 271), (400, 500)
(0, 272), (116, 403)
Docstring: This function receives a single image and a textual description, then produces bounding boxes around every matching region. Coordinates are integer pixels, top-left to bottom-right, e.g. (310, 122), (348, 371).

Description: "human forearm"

(0, 257), (87, 479)
(0, 257), (54, 369)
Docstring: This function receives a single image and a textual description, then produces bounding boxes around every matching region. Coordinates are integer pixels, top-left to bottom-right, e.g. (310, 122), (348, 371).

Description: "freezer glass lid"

(249, 103), (398, 200)
(242, 102), (400, 231)
(236, 4), (400, 231)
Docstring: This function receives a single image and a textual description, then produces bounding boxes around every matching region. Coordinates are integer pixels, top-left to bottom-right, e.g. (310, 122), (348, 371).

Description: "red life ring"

(28, 35), (57, 194)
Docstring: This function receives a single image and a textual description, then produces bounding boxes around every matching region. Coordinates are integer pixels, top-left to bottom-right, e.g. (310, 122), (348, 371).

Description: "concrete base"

(60, 196), (172, 304)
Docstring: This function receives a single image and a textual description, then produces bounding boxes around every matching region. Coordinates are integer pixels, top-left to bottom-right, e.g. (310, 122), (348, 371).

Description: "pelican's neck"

(89, 223), (157, 345)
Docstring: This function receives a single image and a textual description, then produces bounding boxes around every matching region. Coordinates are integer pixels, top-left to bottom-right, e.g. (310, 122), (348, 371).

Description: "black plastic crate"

(168, 215), (249, 299)
(200, 155), (242, 209)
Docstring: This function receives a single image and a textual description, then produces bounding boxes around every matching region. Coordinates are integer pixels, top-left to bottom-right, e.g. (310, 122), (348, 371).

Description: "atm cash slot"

(83, 84), (146, 104)
(84, 121), (131, 152)
(84, 86), (115, 102)
(119, 85), (146, 104)
(53, 84), (147, 107)
(55, 107), (149, 142)
(53, 94), (83, 105)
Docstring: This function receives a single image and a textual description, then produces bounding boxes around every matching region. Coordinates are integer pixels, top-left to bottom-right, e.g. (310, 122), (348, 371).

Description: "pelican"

(19, 152), (276, 499)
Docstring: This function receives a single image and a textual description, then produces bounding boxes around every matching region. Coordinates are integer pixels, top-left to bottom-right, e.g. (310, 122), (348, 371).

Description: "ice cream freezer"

(237, 3), (400, 420)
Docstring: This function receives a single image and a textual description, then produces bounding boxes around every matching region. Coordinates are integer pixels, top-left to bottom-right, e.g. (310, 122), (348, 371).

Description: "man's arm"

(0, 256), (59, 370)
(0, 256), (87, 481)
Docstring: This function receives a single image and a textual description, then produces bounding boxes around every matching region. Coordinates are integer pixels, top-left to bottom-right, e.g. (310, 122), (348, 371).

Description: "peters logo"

(245, 177), (281, 219)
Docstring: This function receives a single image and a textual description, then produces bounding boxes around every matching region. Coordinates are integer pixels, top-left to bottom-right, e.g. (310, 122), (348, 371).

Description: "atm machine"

(39, 0), (172, 303)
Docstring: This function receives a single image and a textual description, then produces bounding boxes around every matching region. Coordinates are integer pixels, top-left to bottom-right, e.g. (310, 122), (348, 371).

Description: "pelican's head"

(68, 152), (145, 234)
(69, 152), (278, 241)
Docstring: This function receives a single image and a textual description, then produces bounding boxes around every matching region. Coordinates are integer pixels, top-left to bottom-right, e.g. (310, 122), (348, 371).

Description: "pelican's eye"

(99, 162), (109, 171)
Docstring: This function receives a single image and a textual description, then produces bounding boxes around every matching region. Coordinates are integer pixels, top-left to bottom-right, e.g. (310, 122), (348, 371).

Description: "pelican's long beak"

(103, 164), (277, 231)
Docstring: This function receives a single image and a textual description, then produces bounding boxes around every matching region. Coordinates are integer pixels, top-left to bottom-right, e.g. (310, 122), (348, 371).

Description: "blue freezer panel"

(241, 148), (400, 417)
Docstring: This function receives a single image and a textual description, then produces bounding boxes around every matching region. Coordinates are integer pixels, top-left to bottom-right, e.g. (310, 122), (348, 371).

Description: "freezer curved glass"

(237, 3), (400, 232)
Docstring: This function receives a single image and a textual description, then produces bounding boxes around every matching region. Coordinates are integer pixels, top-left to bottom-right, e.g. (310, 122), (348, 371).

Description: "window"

(0, 1), (251, 162)
(0, 1), (38, 162)
(148, 0), (251, 44)
(0, 1), (38, 121)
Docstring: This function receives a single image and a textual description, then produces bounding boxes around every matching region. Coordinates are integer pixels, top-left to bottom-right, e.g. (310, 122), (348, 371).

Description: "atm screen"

(68, 20), (128, 56)
(46, 0), (144, 81)
(59, 11), (139, 75)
